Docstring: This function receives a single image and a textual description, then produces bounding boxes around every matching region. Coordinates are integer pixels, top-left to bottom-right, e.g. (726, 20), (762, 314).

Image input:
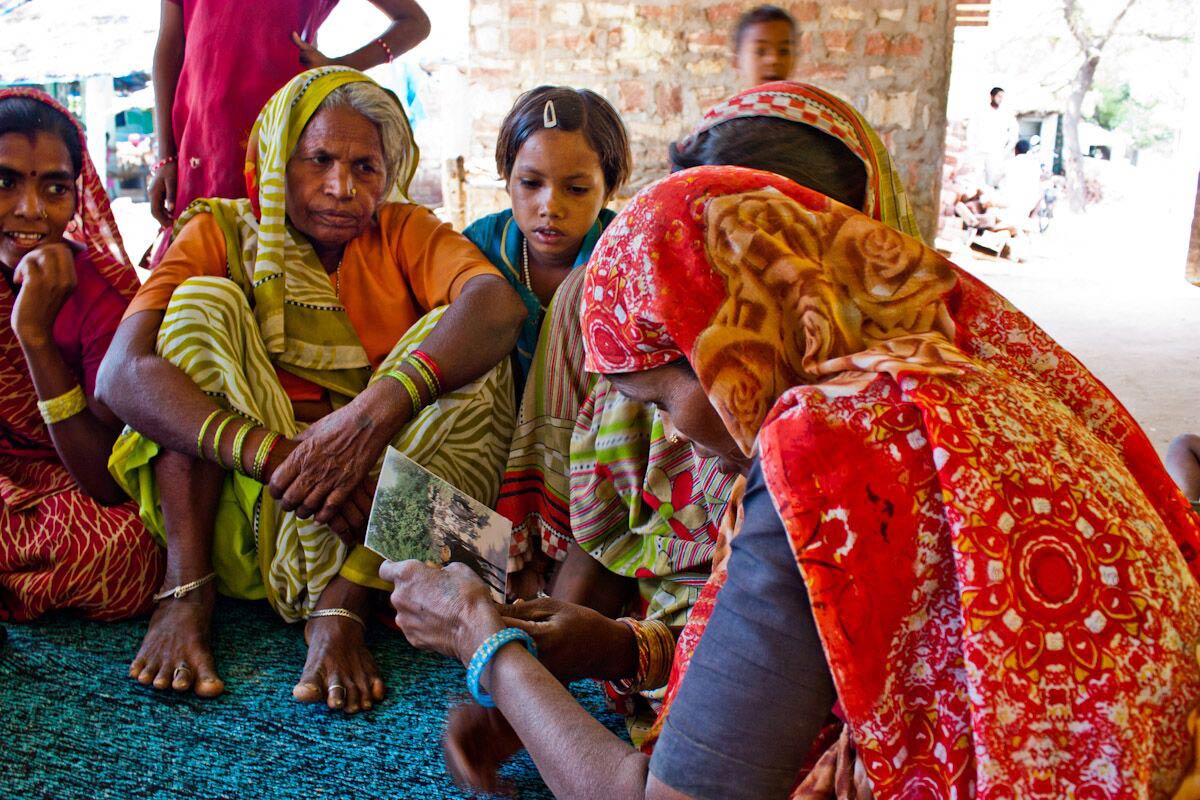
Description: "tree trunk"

(1064, 53), (1100, 212)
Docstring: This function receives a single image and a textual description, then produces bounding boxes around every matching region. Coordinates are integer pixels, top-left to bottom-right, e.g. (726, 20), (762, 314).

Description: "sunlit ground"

(949, 163), (1199, 459)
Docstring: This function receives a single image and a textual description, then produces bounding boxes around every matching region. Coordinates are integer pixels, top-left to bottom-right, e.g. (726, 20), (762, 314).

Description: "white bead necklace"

(521, 238), (546, 311)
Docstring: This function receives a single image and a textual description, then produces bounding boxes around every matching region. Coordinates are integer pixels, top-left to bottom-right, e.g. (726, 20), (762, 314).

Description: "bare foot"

(292, 577), (383, 714)
(293, 615), (384, 713)
(129, 584), (223, 697)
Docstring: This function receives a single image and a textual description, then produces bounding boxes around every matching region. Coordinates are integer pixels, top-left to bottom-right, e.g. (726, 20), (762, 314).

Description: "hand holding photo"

(366, 447), (511, 601)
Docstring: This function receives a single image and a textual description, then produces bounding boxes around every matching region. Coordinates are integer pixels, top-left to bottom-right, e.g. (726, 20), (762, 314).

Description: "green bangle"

(196, 409), (222, 459)
(386, 368), (424, 414)
(252, 431), (281, 482)
(231, 422), (254, 476)
(404, 354), (439, 400)
(209, 414), (236, 466)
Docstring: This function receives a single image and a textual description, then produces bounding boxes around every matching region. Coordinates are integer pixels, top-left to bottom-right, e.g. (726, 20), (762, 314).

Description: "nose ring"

(349, 186), (358, 198)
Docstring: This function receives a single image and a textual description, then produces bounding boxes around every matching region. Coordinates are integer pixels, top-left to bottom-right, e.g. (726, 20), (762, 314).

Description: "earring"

(543, 100), (558, 129)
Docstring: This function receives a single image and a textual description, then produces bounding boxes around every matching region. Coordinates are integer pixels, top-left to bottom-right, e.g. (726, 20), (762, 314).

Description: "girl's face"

(507, 128), (607, 267)
(608, 364), (754, 477)
(0, 131), (76, 270)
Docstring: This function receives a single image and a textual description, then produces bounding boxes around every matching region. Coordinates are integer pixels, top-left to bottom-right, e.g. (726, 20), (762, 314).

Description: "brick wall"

(463, 0), (956, 241)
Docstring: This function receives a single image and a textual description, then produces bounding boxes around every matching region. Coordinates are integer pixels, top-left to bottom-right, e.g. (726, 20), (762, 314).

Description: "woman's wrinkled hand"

(147, 159), (177, 228)
(499, 597), (636, 683)
(291, 31), (335, 68)
(267, 404), (386, 526)
(442, 702), (523, 794)
(11, 243), (77, 347)
(381, 560), (504, 665)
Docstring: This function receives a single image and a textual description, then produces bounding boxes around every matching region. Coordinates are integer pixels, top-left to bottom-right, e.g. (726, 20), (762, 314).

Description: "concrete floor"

(947, 196), (1200, 460)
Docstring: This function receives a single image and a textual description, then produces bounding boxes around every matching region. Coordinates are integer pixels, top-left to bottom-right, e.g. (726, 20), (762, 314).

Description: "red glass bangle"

(410, 349), (444, 390)
(151, 155), (177, 176)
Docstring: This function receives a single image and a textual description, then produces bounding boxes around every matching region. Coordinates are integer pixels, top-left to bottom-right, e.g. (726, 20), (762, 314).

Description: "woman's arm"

(387, 462), (833, 800)
(269, 273), (525, 525)
(148, 0), (184, 227)
(385, 561), (681, 800)
(12, 246), (126, 503)
(551, 541), (638, 617)
(294, 0), (431, 71)
(97, 310), (224, 457)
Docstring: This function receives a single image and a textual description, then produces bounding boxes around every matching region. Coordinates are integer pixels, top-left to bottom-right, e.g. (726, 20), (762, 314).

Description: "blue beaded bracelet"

(466, 627), (538, 707)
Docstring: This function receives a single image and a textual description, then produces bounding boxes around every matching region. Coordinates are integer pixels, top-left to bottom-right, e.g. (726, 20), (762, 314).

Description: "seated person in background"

(1168, 434), (1200, 514)
(732, 5), (797, 88)
(387, 164), (1200, 800)
(954, 179), (1019, 236)
(98, 68), (526, 713)
(463, 85), (630, 397)
(0, 89), (163, 624)
(998, 139), (1044, 220)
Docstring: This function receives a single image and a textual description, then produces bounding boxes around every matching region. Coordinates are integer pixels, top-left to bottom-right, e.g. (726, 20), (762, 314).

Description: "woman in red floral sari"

(0, 89), (162, 624)
(388, 164), (1200, 799)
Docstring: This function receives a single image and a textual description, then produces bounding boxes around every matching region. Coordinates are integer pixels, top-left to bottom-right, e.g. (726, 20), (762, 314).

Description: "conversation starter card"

(366, 447), (511, 601)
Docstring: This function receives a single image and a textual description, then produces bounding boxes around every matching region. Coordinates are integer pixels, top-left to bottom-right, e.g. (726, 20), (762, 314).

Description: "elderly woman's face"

(285, 105), (388, 251)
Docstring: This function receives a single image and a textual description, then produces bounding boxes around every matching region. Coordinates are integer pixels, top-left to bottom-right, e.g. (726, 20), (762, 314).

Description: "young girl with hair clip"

(462, 86), (631, 397)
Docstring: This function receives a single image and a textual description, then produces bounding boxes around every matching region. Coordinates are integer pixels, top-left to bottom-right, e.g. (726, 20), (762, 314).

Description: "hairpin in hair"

(543, 100), (558, 129)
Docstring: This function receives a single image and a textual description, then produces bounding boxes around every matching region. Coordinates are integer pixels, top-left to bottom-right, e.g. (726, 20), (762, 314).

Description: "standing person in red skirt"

(146, 0), (431, 261)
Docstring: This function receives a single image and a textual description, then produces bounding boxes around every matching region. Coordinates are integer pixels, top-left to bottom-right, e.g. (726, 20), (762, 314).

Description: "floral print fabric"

(583, 165), (1200, 797)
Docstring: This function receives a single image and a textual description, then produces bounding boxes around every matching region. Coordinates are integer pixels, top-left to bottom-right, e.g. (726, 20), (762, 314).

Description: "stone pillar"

(82, 75), (113, 191)
(465, 0), (956, 241)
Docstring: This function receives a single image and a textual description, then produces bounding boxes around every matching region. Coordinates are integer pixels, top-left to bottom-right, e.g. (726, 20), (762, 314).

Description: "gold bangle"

(640, 618), (675, 691)
(611, 617), (675, 694)
(230, 422), (254, 476)
(209, 414), (236, 467)
(196, 409), (222, 458)
(308, 607), (365, 627)
(37, 384), (87, 425)
(385, 368), (424, 415)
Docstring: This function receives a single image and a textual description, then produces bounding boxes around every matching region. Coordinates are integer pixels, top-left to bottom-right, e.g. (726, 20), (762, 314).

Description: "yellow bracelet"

(385, 368), (424, 414)
(252, 431), (281, 482)
(230, 422), (254, 476)
(38, 384), (87, 425)
(196, 409), (222, 458)
(209, 414), (236, 467)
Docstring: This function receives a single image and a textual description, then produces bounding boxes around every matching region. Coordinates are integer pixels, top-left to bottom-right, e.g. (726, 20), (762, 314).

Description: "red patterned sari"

(0, 88), (162, 621)
(581, 165), (1200, 798)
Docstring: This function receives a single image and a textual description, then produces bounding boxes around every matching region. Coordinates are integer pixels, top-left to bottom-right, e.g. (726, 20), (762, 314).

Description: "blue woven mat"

(0, 599), (626, 799)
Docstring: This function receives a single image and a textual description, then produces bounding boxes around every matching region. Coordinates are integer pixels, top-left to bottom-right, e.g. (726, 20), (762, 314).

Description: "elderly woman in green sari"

(98, 68), (526, 713)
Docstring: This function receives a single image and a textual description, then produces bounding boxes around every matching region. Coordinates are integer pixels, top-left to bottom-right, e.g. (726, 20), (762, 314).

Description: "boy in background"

(732, 5), (797, 88)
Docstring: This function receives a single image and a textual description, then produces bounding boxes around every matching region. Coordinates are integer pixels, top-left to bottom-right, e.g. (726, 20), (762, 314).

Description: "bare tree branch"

(1114, 31), (1192, 43)
(1099, 0), (1141, 48)
(1062, 0), (1093, 52)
